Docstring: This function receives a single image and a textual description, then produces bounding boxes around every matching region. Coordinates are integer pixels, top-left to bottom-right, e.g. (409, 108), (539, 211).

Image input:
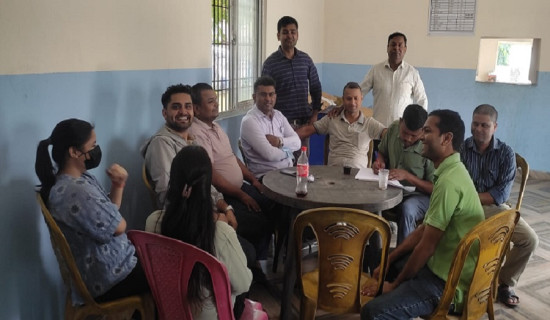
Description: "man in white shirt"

(360, 32), (428, 127)
(240, 76), (302, 178)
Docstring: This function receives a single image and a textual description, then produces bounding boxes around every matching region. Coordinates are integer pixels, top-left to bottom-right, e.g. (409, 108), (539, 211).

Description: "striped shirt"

(262, 46), (322, 120)
(460, 136), (516, 205)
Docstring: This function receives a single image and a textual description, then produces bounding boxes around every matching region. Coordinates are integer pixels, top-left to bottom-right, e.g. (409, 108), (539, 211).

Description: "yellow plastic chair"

(293, 207), (391, 319)
(142, 162), (159, 209)
(513, 153), (529, 211)
(36, 192), (155, 320)
(425, 209), (519, 320)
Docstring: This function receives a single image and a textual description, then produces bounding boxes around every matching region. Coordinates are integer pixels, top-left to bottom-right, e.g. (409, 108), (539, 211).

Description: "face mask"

(81, 145), (102, 170)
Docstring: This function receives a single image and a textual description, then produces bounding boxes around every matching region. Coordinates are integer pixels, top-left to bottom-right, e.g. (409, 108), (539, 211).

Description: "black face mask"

(81, 145), (102, 170)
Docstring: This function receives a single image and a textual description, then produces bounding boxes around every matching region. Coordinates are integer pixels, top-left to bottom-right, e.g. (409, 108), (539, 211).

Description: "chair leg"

(300, 296), (317, 320)
(272, 230), (287, 273)
(272, 206), (291, 273)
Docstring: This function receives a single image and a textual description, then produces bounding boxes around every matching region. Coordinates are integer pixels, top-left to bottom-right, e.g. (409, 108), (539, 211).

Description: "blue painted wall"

(321, 63), (550, 172)
(0, 68), (211, 319)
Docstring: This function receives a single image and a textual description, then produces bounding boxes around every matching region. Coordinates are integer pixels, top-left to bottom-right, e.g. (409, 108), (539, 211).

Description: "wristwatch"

(224, 205), (234, 213)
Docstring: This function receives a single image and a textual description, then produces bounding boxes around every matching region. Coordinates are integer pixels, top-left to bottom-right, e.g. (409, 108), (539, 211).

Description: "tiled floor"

(249, 177), (550, 319)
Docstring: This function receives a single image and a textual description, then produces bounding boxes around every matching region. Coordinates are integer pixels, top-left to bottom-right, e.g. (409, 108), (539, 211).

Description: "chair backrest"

(127, 230), (235, 320)
(427, 209), (519, 319)
(293, 207), (391, 314)
(35, 192), (97, 305)
(515, 153), (529, 211)
(142, 163), (160, 209)
(238, 138), (249, 167)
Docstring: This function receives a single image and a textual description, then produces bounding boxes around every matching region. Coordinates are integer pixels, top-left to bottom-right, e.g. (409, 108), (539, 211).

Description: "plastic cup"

(378, 169), (389, 190)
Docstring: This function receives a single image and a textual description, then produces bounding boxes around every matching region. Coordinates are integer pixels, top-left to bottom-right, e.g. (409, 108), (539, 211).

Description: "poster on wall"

(428, 0), (476, 35)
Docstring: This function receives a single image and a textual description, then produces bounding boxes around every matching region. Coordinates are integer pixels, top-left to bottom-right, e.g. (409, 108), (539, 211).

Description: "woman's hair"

(35, 119), (94, 204)
(161, 145), (215, 306)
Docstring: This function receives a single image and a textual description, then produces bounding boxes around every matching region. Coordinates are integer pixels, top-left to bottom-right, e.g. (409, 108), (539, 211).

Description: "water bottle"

(295, 146), (309, 197)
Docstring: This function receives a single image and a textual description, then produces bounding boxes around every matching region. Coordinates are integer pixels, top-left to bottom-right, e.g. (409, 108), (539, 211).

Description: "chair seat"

(301, 269), (378, 314)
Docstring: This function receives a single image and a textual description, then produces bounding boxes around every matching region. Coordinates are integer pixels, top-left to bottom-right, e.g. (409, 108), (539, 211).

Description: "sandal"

(498, 284), (520, 308)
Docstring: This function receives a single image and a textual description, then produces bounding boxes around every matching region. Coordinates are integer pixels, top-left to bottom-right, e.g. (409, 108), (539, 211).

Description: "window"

(476, 38), (541, 85)
(212, 0), (263, 115)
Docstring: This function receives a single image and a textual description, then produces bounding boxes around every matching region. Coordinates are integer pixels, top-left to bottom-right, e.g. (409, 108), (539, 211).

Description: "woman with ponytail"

(161, 145), (252, 319)
(35, 118), (149, 304)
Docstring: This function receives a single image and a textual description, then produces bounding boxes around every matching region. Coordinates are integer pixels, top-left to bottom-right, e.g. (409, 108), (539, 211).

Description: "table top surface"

(262, 165), (403, 212)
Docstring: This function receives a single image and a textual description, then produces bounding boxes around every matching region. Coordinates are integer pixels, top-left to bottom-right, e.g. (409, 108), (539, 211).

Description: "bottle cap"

(301, 146), (307, 151)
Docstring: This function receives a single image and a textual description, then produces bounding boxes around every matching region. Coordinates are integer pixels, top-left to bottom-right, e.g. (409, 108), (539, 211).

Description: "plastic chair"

(35, 193), (154, 320)
(127, 230), (236, 320)
(513, 153), (529, 211)
(424, 209), (519, 320)
(142, 162), (159, 209)
(293, 207), (391, 319)
(238, 138), (249, 167)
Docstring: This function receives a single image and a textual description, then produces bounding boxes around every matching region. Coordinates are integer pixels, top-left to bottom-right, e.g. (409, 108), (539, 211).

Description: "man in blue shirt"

(461, 104), (539, 308)
(262, 16), (322, 155)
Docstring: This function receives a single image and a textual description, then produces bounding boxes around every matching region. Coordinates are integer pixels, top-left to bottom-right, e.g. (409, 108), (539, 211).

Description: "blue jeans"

(395, 193), (430, 245)
(361, 265), (445, 319)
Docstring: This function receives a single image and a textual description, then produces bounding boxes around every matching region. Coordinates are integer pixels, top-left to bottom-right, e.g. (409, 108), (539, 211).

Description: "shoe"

(251, 266), (269, 286)
(498, 284), (520, 308)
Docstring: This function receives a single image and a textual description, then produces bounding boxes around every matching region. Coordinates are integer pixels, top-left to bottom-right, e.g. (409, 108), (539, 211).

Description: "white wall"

(0, 0), (211, 75)
(264, 0), (325, 62)
(324, 0), (550, 71)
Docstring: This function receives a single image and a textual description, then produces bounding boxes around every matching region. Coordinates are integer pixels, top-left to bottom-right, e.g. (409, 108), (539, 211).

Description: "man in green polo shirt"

(374, 104), (434, 245)
(361, 109), (484, 319)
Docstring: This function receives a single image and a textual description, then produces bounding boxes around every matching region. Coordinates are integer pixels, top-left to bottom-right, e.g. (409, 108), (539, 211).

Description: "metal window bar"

(212, 0), (230, 112)
(212, 0), (260, 113)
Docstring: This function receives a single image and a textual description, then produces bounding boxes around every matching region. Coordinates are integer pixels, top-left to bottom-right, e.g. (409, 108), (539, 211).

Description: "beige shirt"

(313, 112), (385, 168)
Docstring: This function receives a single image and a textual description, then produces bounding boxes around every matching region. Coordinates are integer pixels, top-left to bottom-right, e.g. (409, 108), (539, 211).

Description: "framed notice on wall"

(428, 0), (476, 35)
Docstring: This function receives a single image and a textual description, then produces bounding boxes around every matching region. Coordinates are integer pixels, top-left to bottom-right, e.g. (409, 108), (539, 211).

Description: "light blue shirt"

(49, 172), (136, 303)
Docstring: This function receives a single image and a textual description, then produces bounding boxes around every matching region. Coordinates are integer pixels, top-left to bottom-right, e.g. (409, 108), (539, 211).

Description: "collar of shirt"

(339, 110), (365, 125)
(276, 45), (302, 60)
(192, 118), (221, 138)
(397, 132), (424, 155)
(464, 136), (499, 154)
(434, 152), (461, 180)
(383, 59), (407, 71)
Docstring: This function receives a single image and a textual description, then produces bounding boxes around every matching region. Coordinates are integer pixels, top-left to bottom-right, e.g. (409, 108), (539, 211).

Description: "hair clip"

(182, 184), (192, 199)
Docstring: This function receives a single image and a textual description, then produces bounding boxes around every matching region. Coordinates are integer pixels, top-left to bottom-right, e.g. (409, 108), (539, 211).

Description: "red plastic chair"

(127, 230), (235, 320)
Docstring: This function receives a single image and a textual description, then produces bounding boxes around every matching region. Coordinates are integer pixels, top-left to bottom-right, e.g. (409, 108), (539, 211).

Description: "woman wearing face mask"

(35, 118), (149, 303)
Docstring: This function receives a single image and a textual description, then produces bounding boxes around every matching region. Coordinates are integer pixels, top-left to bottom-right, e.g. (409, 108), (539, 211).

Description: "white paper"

(355, 168), (416, 192)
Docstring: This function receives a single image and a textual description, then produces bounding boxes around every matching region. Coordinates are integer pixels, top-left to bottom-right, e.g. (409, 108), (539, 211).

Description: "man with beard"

(140, 84), (233, 222)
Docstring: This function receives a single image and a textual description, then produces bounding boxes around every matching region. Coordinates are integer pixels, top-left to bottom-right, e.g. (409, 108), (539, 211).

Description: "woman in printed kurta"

(35, 118), (149, 304)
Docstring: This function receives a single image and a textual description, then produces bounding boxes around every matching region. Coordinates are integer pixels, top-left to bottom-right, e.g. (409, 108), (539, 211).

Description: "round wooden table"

(262, 165), (403, 319)
(262, 165), (403, 212)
